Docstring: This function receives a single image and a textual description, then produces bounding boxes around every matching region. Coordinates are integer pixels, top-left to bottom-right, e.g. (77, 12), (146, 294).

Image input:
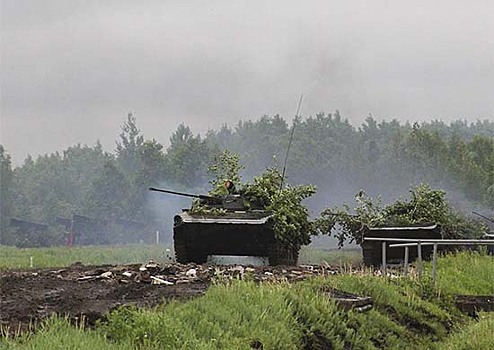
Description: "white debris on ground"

(63, 260), (342, 285)
(65, 261), (375, 313)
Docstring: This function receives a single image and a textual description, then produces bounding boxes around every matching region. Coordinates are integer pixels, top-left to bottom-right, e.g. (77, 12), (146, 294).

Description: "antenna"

(280, 94), (304, 190)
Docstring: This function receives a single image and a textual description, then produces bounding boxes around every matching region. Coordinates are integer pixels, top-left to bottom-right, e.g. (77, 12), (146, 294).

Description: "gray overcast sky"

(1, 0), (493, 165)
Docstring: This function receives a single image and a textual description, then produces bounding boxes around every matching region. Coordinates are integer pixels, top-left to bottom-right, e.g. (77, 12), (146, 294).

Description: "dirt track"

(1, 262), (337, 334)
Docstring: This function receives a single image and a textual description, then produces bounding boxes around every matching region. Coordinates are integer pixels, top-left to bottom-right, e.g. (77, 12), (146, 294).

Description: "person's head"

(224, 180), (236, 193)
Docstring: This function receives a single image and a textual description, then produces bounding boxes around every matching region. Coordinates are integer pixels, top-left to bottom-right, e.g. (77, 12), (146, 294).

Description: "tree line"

(0, 112), (492, 246)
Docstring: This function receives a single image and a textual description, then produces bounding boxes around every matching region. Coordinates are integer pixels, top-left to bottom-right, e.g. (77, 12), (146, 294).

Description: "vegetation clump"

(190, 150), (318, 247)
(242, 167), (316, 246)
(318, 184), (487, 247)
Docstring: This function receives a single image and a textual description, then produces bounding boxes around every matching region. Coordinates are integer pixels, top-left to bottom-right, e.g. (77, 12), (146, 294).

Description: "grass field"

(0, 244), (361, 269)
(0, 244), (173, 270)
(298, 246), (362, 266)
(1, 248), (492, 349)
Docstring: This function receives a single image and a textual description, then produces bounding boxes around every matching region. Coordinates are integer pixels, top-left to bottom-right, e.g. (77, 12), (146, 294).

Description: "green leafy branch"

(318, 184), (487, 247)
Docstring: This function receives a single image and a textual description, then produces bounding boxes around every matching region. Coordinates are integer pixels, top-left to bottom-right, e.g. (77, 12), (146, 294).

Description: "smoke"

(146, 184), (195, 244)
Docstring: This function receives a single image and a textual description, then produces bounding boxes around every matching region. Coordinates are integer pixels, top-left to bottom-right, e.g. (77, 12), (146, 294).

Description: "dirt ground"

(0, 262), (338, 334)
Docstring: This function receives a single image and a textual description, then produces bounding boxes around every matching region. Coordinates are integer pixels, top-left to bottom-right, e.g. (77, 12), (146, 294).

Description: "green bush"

(319, 184), (487, 246)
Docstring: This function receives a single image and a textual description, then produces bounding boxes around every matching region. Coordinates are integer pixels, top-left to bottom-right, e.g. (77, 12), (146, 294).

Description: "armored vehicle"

(149, 187), (299, 265)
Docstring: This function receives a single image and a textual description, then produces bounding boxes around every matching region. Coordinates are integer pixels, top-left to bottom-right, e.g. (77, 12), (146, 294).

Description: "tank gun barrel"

(149, 187), (215, 200)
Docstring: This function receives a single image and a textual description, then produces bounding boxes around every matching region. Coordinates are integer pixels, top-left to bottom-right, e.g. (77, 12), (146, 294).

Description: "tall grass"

(424, 250), (494, 295)
(100, 281), (304, 350)
(437, 313), (494, 350)
(0, 317), (129, 350)
(313, 275), (460, 342)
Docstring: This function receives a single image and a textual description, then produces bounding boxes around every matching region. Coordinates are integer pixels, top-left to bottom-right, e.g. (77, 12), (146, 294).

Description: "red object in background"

(66, 232), (74, 246)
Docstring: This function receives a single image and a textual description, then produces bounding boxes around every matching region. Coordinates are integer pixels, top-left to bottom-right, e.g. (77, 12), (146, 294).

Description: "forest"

(0, 112), (492, 247)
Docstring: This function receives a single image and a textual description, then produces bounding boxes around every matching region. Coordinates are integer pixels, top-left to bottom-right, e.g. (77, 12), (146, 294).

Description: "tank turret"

(149, 187), (263, 211)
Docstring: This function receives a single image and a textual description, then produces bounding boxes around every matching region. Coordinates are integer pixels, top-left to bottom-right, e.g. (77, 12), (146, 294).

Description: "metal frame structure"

(363, 237), (494, 286)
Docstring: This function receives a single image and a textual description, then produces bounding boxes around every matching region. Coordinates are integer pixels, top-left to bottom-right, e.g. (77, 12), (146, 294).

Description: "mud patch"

(0, 265), (208, 334)
(1, 262), (336, 334)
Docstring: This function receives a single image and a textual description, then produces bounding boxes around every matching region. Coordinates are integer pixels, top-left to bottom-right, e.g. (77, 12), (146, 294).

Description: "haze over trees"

(0, 113), (492, 247)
